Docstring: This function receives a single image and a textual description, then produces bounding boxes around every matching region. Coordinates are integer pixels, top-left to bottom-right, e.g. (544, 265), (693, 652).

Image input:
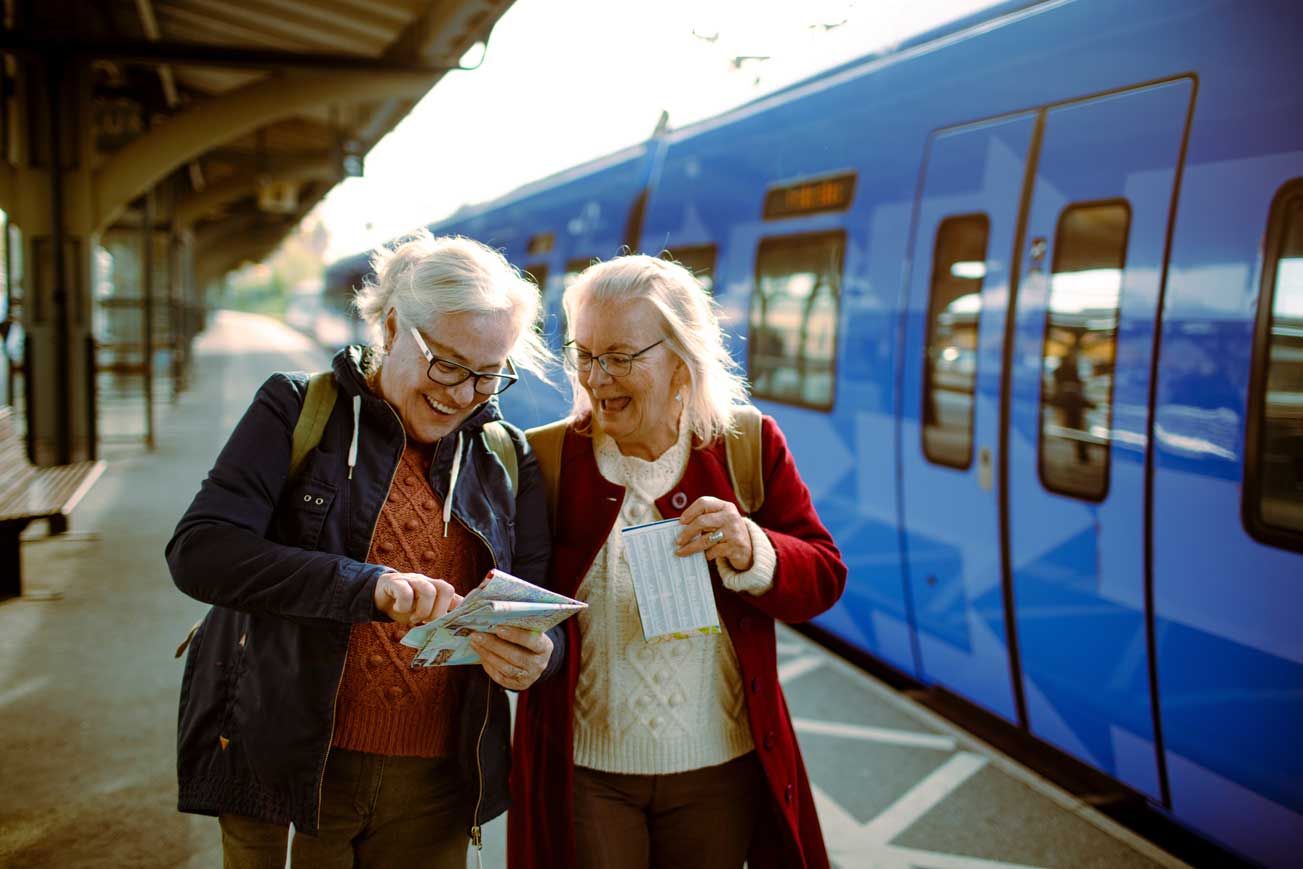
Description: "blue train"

(323, 1), (1303, 864)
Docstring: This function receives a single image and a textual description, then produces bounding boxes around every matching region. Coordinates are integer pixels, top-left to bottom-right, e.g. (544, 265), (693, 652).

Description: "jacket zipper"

(315, 400), (406, 830)
(462, 518), (499, 864)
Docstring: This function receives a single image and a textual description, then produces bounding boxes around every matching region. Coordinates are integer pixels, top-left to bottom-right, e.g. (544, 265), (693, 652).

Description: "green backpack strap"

(725, 405), (764, 515)
(289, 372), (338, 484)
(525, 419), (568, 523)
(482, 421), (519, 497)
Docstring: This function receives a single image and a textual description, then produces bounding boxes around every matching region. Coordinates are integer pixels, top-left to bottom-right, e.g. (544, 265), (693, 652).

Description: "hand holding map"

(400, 568), (586, 667)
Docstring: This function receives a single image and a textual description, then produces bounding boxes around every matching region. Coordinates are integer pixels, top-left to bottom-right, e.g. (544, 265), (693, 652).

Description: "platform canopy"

(0, 0), (516, 465)
(1, 0), (515, 281)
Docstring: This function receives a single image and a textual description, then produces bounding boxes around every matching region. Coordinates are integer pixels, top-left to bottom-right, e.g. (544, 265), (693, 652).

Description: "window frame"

(1243, 178), (1303, 553)
(662, 244), (718, 293)
(748, 229), (846, 412)
(921, 213), (990, 471)
(1036, 197), (1132, 503)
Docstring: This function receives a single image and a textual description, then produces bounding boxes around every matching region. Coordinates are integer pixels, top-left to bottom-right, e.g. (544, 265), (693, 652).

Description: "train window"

(563, 258), (591, 291)
(664, 245), (716, 294)
(527, 232), (554, 256)
(524, 264), (548, 295)
(923, 215), (989, 469)
(551, 258), (593, 345)
(1038, 201), (1130, 501)
(1246, 182), (1303, 548)
(750, 232), (844, 410)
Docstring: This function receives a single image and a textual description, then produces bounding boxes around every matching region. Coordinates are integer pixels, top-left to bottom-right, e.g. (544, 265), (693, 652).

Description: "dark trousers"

(572, 752), (762, 869)
(219, 749), (467, 869)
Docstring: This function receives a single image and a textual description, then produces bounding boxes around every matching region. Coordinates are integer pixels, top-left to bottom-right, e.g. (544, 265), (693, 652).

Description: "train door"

(1006, 79), (1193, 798)
(899, 113), (1037, 722)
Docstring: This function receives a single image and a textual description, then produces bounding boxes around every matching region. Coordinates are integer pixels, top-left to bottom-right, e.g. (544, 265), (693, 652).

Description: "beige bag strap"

(289, 372), (338, 484)
(482, 421), (519, 496)
(725, 405), (764, 515)
(525, 419), (569, 523)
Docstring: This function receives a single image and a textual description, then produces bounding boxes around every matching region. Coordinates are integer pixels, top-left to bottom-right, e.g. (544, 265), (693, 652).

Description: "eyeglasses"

(563, 339), (664, 378)
(409, 326), (518, 396)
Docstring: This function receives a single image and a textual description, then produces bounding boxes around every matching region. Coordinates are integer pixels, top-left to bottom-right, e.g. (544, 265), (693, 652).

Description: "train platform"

(0, 311), (1189, 868)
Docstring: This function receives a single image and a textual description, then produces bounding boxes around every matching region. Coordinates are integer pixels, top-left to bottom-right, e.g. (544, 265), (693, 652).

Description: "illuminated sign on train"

(763, 172), (857, 219)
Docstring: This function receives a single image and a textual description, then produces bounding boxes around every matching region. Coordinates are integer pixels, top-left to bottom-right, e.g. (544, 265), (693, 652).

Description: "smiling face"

(570, 296), (687, 460)
(377, 308), (516, 444)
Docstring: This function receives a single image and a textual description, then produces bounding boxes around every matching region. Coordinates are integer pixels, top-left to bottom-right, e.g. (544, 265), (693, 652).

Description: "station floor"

(0, 311), (1189, 868)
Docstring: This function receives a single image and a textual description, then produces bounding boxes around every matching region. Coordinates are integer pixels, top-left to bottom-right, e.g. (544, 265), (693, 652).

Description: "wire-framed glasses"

(409, 326), (518, 396)
(563, 339), (664, 377)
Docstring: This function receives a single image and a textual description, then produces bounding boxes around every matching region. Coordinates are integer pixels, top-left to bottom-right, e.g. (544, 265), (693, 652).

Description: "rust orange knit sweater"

(331, 443), (485, 757)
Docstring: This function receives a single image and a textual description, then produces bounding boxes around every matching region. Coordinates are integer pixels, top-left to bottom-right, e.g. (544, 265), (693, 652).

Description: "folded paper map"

(620, 517), (722, 642)
(400, 568), (586, 667)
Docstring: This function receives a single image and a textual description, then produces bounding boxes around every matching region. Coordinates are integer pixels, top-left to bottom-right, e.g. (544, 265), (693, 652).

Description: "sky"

(313, 0), (1004, 262)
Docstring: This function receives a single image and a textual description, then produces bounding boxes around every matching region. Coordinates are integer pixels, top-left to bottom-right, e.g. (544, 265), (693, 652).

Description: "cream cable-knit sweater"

(572, 424), (778, 775)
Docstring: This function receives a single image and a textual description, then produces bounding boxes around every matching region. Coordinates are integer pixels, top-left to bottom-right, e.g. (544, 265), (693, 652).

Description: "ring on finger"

(707, 529), (725, 544)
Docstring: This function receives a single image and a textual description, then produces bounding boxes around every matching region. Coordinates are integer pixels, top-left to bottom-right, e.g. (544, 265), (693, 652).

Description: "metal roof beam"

(92, 68), (440, 232)
(249, 0), (399, 42)
(166, 0), (378, 55)
(174, 158), (337, 229)
(0, 34), (461, 73)
(388, 0), (496, 63)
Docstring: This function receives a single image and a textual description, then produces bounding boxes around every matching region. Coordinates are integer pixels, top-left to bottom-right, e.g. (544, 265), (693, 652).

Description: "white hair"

(562, 254), (750, 446)
(353, 230), (551, 379)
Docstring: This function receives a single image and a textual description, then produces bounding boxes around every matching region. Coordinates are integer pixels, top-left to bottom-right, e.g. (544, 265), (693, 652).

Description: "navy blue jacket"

(166, 346), (558, 836)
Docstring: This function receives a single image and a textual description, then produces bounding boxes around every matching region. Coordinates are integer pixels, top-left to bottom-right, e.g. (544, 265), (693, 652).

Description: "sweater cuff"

(717, 518), (776, 596)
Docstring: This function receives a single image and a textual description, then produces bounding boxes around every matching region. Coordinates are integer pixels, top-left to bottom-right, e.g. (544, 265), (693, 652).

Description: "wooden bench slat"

(0, 407), (105, 524)
(0, 463), (104, 521)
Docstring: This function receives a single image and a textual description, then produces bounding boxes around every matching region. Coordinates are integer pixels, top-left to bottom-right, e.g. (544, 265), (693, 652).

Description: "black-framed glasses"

(563, 339), (664, 377)
(409, 326), (518, 396)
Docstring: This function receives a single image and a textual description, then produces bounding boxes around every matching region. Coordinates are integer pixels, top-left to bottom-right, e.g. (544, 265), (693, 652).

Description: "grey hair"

(562, 254), (750, 446)
(353, 230), (551, 378)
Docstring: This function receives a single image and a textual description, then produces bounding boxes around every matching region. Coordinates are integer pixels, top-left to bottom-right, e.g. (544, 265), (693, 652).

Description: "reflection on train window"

(923, 215), (989, 469)
(664, 245), (716, 294)
(1038, 201), (1130, 501)
(1251, 190), (1303, 541)
(524, 264), (548, 295)
(750, 232), (844, 410)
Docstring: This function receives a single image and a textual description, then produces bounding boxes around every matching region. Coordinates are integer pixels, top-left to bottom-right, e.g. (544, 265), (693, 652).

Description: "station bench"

(0, 406), (105, 600)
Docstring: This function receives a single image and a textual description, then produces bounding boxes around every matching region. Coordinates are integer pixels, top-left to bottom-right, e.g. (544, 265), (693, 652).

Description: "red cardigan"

(508, 415), (847, 869)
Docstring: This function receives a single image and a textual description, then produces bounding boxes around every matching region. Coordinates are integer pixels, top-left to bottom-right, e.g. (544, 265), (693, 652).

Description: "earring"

(674, 391), (682, 403)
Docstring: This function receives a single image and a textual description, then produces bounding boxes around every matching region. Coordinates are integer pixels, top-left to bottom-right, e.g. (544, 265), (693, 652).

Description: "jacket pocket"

(281, 478), (337, 550)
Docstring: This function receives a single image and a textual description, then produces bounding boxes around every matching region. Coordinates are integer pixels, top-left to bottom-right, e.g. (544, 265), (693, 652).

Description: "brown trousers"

(219, 749), (467, 869)
(572, 752), (763, 869)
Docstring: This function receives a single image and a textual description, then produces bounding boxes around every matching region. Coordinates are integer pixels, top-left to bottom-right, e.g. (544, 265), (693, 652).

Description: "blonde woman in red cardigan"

(508, 255), (847, 869)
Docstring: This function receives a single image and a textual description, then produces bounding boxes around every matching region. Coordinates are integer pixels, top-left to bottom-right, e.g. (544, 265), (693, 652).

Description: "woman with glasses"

(167, 231), (561, 868)
(509, 255), (847, 869)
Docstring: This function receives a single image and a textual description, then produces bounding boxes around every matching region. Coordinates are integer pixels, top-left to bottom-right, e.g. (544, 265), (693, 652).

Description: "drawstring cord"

(347, 395), (361, 479)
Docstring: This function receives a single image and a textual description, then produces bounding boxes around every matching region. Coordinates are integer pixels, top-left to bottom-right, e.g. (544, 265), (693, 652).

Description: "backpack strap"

(725, 405), (764, 515)
(482, 420), (519, 497)
(525, 419), (569, 523)
(289, 372), (338, 484)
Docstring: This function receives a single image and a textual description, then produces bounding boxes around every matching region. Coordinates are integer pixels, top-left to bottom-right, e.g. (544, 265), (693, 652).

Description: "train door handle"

(979, 446), (993, 491)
